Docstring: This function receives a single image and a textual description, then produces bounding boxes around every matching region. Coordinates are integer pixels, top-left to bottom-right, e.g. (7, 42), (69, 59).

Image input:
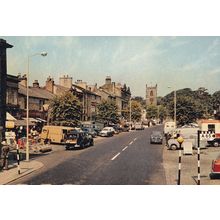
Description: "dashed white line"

(129, 141), (133, 145)
(111, 152), (121, 161)
(122, 146), (128, 151)
(134, 138), (137, 141)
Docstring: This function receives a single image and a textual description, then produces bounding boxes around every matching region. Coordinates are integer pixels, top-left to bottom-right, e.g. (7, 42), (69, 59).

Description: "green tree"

(145, 105), (158, 119)
(131, 100), (142, 121)
(161, 87), (214, 126)
(132, 96), (146, 107)
(97, 100), (120, 125)
(158, 105), (167, 122)
(212, 90), (220, 119)
(50, 91), (82, 127)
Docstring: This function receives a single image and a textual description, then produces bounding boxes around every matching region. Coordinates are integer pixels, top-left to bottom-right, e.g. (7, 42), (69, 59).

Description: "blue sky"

(2, 36), (220, 97)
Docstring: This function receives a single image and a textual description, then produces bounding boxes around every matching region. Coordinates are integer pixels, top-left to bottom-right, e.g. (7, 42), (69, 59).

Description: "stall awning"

(6, 112), (17, 121)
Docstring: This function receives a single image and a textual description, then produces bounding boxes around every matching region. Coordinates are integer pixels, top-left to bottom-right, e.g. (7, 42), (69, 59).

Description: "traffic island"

(163, 144), (220, 185)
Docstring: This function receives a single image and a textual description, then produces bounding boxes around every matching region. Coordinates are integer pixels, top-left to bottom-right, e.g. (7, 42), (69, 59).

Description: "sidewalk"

(0, 159), (43, 185)
(163, 144), (220, 185)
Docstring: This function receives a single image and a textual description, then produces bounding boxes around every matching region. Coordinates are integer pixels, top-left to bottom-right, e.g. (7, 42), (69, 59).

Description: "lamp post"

(26, 52), (47, 161)
(168, 86), (176, 125)
(129, 97), (132, 130)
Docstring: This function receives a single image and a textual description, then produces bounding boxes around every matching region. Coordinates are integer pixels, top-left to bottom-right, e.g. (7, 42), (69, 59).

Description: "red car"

(210, 154), (220, 179)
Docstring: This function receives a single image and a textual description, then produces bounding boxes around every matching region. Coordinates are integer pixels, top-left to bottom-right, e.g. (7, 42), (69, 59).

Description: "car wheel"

(170, 144), (177, 150)
(210, 173), (215, 179)
(90, 140), (94, 146)
(213, 142), (219, 147)
(65, 146), (70, 150)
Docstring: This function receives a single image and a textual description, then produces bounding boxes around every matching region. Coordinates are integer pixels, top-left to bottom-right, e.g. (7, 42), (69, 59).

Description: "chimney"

(45, 76), (54, 93)
(75, 79), (87, 89)
(59, 74), (73, 89)
(105, 76), (111, 85)
(33, 80), (39, 88)
(19, 74), (27, 87)
(112, 82), (115, 93)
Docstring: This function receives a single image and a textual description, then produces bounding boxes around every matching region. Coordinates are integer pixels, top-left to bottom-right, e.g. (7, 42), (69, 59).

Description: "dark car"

(207, 138), (220, 147)
(150, 131), (163, 144)
(65, 130), (94, 150)
(82, 127), (97, 138)
(122, 124), (130, 132)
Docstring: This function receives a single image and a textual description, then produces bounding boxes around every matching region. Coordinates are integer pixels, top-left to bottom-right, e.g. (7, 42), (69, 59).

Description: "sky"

(2, 36), (220, 97)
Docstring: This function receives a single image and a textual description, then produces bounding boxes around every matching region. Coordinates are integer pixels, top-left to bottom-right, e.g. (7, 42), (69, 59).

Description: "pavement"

(0, 159), (43, 185)
(163, 144), (220, 185)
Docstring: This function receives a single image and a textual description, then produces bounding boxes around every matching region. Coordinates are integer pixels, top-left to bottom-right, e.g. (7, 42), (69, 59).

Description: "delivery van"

(164, 121), (176, 135)
(40, 125), (78, 144)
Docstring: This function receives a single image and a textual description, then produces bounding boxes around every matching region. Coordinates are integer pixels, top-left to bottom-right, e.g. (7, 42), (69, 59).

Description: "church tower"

(146, 84), (157, 106)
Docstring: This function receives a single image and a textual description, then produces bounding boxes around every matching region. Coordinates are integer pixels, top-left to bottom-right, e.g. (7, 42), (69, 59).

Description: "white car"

(99, 127), (115, 137)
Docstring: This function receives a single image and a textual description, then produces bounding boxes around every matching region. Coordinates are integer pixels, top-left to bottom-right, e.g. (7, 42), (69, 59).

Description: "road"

(11, 125), (166, 185)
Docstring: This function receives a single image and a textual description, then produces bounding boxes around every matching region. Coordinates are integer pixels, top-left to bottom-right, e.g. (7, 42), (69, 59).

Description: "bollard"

(177, 136), (184, 185)
(16, 144), (21, 174)
(197, 130), (201, 185)
(177, 144), (182, 185)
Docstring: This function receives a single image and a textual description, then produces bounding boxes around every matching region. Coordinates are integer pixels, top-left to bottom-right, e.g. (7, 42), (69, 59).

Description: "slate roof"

(19, 84), (55, 100)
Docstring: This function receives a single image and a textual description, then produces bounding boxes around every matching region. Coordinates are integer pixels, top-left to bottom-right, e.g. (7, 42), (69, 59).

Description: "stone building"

(146, 84), (157, 106)
(44, 75), (101, 121)
(18, 75), (55, 119)
(0, 39), (13, 142)
(98, 76), (131, 117)
(6, 74), (20, 118)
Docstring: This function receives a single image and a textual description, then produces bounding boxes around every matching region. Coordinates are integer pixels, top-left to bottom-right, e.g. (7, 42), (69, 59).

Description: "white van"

(164, 121), (176, 134)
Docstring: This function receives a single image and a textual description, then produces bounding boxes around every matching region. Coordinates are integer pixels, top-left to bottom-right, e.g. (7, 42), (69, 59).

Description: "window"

(150, 90), (153, 96)
(208, 124), (215, 132)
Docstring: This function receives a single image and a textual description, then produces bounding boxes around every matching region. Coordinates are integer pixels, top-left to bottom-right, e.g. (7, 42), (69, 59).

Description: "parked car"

(150, 131), (163, 144)
(207, 138), (220, 147)
(82, 127), (97, 138)
(99, 127), (115, 137)
(112, 125), (122, 134)
(135, 122), (144, 130)
(122, 124), (130, 132)
(65, 130), (94, 150)
(210, 154), (220, 179)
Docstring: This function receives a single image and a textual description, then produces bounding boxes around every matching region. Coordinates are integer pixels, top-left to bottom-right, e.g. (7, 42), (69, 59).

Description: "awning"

(6, 112), (17, 121)
(22, 117), (38, 123)
(36, 118), (47, 122)
(15, 119), (35, 127)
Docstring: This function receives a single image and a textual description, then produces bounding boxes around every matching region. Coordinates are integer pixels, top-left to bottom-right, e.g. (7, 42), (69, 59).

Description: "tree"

(158, 105), (167, 122)
(132, 96), (146, 107)
(212, 90), (220, 119)
(50, 91), (82, 127)
(145, 105), (158, 119)
(97, 100), (120, 125)
(161, 87), (213, 126)
(131, 100), (142, 121)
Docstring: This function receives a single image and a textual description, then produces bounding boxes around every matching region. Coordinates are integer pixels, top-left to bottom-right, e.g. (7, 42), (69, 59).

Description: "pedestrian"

(1, 140), (10, 170)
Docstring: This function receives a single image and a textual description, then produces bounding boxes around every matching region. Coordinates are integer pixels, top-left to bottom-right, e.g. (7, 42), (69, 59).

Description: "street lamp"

(129, 97), (132, 130)
(26, 52), (47, 161)
(168, 86), (176, 125)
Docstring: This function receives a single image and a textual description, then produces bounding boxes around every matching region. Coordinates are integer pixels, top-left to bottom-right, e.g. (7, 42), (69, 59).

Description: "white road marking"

(111, 152), (121, 161)
(122, 146), (128, 151)
(129, 141), (133, 145)
(134, 138), (137, 141)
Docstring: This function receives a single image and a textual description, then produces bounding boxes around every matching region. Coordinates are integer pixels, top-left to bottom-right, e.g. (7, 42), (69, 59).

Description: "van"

(40, 125), (78, 144)
(164, 121), (176, 135)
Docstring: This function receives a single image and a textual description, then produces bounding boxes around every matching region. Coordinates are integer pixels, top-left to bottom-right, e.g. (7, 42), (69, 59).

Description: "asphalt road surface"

(11, 125), (166, 185)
